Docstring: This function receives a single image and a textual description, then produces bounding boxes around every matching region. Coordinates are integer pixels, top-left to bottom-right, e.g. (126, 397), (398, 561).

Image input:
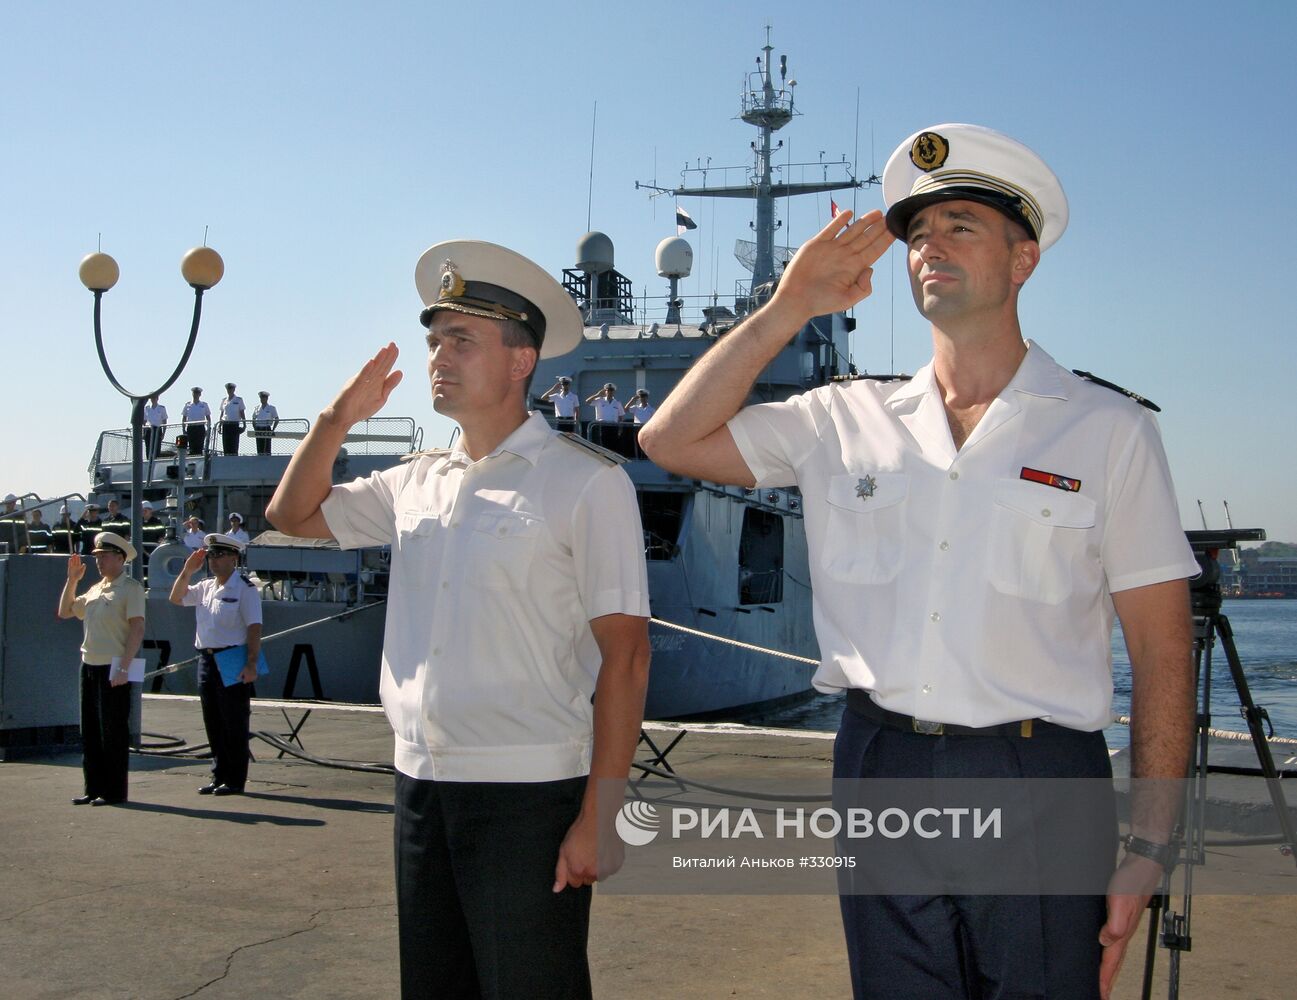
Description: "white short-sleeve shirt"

(322, 411), (650, 781)
(182, 572), (263, 649)
(727, 341), (1198, 732)
(182, 401), (211, 424)
(592, 398), (625, 422)
(550, 392), (579, 419)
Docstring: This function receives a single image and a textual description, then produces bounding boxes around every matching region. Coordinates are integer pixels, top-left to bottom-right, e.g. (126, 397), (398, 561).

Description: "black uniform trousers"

(197, 650), (253, 790)
(80, 662), (131, 802)
(834, 699), (1117, 1000)
(393, 771), (592, 1000)
(220, 420), (241, 455)
(185, 423), (207, 455)
(254, 426), (273, 455)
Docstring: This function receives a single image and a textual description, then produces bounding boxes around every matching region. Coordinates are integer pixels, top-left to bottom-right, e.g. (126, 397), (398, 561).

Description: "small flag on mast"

(830, 199), (841, 218)
(676, 206), (697, 234)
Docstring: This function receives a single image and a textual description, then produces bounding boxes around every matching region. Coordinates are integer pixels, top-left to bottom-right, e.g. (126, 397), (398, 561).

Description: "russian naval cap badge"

(855, 475), (878, 501)
(438, 259), (466, 299)
(910, 131), (950, 172)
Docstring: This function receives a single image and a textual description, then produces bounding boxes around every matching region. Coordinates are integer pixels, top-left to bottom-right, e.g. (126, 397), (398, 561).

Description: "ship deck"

(1, 696), (1293, 999)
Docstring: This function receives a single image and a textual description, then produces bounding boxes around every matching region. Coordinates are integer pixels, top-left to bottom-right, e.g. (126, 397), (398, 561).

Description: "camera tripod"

(1140, 529), (1296, 999)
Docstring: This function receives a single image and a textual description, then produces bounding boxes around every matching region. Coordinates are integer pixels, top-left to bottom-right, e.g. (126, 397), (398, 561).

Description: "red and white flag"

(830, 199), (841, 218)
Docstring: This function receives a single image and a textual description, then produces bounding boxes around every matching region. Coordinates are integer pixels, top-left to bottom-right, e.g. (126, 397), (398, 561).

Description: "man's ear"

(511, 345), (538, 383)
(1011, 239), (1041, 288)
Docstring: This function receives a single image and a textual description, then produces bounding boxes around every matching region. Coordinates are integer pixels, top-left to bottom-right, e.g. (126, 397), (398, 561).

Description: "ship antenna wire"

(853, 89), (861, 216)
(586, 101), (597, 232)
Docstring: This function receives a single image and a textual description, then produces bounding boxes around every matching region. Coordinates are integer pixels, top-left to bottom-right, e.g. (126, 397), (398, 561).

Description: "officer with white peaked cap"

(639, 123), (1197, 999)
(169, 529), (263, 796)
(266, 237), (650, 997)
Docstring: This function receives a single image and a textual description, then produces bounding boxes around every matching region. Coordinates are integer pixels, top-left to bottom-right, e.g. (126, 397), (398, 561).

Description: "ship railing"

(90, 417), (422, 474)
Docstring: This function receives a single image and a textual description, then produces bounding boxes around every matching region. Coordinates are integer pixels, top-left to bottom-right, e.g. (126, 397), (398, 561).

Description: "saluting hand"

(66, 553), (85, 583)
(322, 343), (404, 429)
(772, 208), (895, 321)
(182, 549), (207, 576)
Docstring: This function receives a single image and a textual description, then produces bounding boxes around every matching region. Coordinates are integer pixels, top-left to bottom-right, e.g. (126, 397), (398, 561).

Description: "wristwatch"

(1123, 834), (1175, 871)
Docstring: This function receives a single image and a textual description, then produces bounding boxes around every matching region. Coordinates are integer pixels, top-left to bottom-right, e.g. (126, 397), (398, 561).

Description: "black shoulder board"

(239, 571), (255, 587)
(556, 432), (626, 465)
(1071, 370), (1160, 412)
(828, 373), (913, 384)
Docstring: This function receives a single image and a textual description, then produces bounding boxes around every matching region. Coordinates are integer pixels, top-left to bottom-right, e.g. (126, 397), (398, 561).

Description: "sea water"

(748, 599), (1297, 750)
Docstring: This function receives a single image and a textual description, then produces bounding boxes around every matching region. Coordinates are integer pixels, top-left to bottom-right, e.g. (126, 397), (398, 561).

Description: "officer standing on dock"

(641, 125), (1198, 1000)
(218, 383), (245, 456)
(169, 532), (263, 796)
(182, 387), (211, 455)
(267, 239), (650, 1000)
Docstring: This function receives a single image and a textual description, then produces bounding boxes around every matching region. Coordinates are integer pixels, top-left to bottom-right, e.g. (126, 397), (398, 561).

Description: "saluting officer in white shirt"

(539, 375), (579, 430)
(218, 382), (245, 456)
(252, 390), (279, 456)
(169, 532), (263, 795)
(267, 239), (650, 1000)
(181, 387), (211, 455)
(642, 125), (1197, 1000)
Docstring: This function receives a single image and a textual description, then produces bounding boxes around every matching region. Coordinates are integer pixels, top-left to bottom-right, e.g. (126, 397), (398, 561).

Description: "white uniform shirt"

(628, 402), (655, 424)
(182, 401), (211, 424)
(144, 403), (168, 428)
(322, 411), (650, 782)
(252, 403), (279, 427)
(220, 395), (245, 422)
(550, 392), (579, 419)
(181, 572), (263, 649)
(727, 341), (1198, 732)
(183, 529), (206, 551)
(592, 398), (624, 422)
(226, 527), (251, 546)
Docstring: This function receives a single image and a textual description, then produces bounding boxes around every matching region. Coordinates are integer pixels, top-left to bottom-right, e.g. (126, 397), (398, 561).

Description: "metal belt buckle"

(913, 718), (944, 735)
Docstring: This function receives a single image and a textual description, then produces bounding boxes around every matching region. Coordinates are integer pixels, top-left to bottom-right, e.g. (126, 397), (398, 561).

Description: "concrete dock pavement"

(0, 696), (1292, 999)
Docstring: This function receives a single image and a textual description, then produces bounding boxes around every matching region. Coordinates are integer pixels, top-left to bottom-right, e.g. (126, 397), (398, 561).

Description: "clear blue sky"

(3, 1), (1294, 542)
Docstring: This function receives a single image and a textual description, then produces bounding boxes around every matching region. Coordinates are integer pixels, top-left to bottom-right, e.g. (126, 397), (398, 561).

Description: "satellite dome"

(576, 232), (615, 273)
(656, 237), (693, 278)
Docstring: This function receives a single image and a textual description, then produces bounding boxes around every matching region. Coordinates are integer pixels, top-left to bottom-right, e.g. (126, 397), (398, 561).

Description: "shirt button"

(441, 581), (449, 590)
(432, 647), (441, 656)
(1041, 508), (1051, 518)
(949, 471), (959, 481)
(939, 541), (949, 551)
(497, 526), (507, 535)
(922, 684), (932, 694)
(929, 612), (940, 623)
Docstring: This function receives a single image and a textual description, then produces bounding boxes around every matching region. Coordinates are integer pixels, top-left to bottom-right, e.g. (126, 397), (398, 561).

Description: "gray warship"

(0, 32), (871, 736)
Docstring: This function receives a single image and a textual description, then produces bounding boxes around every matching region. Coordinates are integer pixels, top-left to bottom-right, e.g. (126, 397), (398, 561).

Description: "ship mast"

(638, 26), (875, 294)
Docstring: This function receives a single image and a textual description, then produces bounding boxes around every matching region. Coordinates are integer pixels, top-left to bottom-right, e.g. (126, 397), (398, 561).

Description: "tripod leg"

(1140, 893), (1161, 1000)
(1216, 614), (1297, 866)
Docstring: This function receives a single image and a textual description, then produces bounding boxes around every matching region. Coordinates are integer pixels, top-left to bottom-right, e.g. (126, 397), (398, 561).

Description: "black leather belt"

(199, 645), (235, 655)
(846, 688), (1048, 738)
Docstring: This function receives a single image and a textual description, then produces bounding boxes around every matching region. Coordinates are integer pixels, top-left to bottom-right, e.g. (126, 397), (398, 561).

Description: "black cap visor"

(886, 186), (1038, 244)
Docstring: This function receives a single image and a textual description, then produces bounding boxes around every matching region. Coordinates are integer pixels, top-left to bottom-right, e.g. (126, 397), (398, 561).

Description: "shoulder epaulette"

(238, 571), (255, 587)
(1071, 370), (1160, 412)
(828, 373), (913, 384)
(399, 448), (453, 463)
(556, 432), (626, 465)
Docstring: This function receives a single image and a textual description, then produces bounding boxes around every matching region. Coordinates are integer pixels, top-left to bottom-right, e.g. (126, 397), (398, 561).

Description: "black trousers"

(80, 663), (131, 802)
(834, 701), (1116, 1000)
(220, 420), (241, 456)
(197, 651), (253, 790)
(393, 772), (592, 1000)
(254, 426), (273, 455)
(146, 425), (164, 458)
(185, 423), (207, 455)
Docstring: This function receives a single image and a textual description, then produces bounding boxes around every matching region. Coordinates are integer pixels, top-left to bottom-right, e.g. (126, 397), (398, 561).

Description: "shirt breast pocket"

(821, 473), (908, 585)
(466, 510), (545, 591)
(988, 481), (1097, 605)
(395, 511), (441, 590)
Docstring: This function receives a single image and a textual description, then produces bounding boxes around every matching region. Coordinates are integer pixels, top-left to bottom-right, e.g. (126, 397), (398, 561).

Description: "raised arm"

(169, 548), (207, 605)
(57, 554), (86, 619)
(266, 343), (403, 539)
(638, 209), (893, 485)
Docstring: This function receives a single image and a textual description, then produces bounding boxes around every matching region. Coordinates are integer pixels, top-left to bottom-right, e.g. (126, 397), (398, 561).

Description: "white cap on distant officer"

(415, 240), (584, 359)
(883, 124), (1068, 251)
(92, 531), (137, 562)
(203, 532), (245, 554)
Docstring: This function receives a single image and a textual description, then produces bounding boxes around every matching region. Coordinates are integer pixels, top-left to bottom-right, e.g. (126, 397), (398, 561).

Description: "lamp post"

(79, 246), (224, 582)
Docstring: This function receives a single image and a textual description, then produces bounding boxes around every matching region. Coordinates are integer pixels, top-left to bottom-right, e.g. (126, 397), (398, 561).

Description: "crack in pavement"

(168, 901), (391, 999)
